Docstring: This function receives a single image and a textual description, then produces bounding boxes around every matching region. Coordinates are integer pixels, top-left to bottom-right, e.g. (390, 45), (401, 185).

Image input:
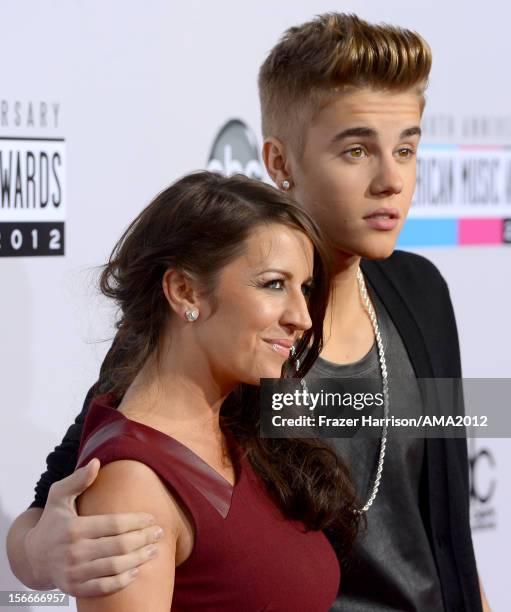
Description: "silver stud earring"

(282, 179), (291, 191)
(185, 308), (199, 322)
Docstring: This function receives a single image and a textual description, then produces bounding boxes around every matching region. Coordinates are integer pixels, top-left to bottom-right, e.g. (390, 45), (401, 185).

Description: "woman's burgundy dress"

(76, 395), (340, 611)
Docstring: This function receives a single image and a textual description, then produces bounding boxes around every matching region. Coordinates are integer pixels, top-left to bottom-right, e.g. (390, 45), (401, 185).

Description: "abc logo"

(207, 119), (264, 179)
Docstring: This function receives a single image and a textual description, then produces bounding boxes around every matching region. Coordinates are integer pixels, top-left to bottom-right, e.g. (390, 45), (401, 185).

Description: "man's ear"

(162, 269), (200, 321)
(262, 137), (292, 189)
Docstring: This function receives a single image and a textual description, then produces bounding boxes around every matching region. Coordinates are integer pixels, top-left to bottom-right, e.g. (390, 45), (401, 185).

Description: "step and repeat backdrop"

(1, 1), (509, 609)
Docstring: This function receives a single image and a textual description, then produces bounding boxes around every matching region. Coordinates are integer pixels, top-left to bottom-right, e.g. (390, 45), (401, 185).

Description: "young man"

(7, 13), (487, 611)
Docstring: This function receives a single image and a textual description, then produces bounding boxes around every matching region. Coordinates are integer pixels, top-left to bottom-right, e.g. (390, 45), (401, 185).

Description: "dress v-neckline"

(78, 396), (244, 519)
(113, 405), (239, 489)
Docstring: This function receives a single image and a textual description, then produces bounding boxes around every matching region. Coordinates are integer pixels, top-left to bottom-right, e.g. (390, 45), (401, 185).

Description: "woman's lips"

(263, 339), (293, 358)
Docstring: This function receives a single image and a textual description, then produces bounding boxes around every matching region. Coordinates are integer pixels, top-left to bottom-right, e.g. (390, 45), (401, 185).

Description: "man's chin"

(334, 235), (400, 261)
(359, 243), (398, 260)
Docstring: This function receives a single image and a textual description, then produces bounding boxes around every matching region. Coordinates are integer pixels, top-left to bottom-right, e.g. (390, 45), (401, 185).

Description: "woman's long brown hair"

(96, 171), (360, 559)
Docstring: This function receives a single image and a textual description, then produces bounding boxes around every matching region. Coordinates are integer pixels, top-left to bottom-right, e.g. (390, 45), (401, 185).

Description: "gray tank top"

(308, 286), (445, 612)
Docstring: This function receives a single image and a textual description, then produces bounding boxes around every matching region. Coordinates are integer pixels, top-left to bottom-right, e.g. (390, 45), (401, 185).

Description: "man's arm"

(6, 384), (164, 596)
(7, 457), (162, 594)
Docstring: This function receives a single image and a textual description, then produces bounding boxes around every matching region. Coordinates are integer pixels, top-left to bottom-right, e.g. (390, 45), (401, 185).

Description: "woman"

(75, 171), (359, 611)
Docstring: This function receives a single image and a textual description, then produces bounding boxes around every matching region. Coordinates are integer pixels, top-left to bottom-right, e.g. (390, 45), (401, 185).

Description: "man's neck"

(321, 252), (375, 365)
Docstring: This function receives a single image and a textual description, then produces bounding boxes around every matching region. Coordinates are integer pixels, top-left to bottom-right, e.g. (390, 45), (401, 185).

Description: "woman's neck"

(119, 344), (230, 441)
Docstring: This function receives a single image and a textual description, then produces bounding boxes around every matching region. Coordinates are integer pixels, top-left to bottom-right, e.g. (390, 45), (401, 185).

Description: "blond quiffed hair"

(258, 13), (432, 154)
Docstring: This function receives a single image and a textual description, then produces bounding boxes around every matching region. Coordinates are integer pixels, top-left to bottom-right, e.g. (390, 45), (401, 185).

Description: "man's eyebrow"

(330, 125), (422, 145)
(400, 126), (422, 139)
(331, 127), (377, 144)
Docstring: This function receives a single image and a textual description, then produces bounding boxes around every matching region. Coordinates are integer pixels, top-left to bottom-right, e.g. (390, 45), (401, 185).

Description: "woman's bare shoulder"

(75, 461), (181, 612)
(77, 459), (181, 536)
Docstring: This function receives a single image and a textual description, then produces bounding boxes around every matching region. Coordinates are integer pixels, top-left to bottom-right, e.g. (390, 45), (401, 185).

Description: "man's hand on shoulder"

(21, 458), (164, 597)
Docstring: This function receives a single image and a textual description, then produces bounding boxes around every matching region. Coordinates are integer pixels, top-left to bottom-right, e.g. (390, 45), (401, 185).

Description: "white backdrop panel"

(0, 1), (509, 610)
